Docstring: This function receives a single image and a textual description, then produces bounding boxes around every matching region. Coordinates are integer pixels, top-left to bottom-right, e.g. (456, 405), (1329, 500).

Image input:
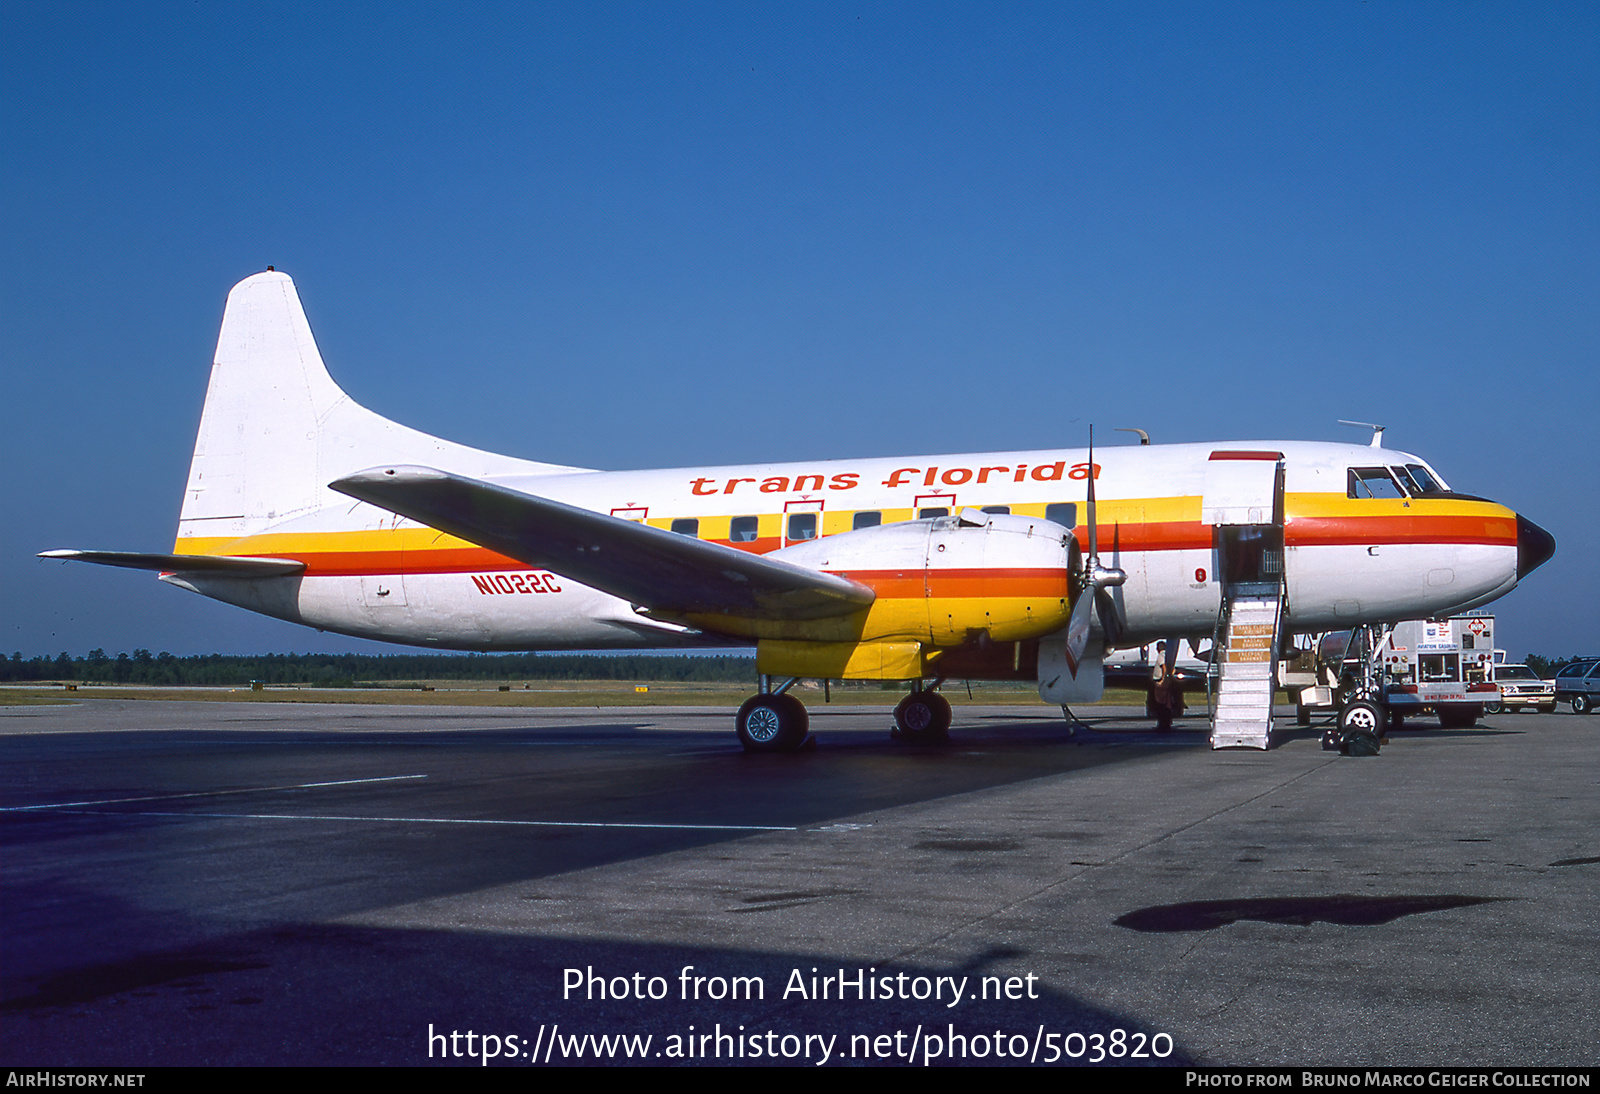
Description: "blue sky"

(3, 1), (1596, 660)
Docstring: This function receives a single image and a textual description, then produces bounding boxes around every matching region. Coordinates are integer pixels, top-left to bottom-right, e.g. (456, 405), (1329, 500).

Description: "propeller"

(1063, 426), (1128, 676)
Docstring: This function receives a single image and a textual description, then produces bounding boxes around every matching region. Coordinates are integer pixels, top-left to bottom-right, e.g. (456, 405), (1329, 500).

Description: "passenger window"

(981, 505), (1010, 515)
(729, 516), (759, 543)
(919, 507), (949, 518)
(1046, 503), (1077, 527)
(670, 518), (699, 537)
(1348, 468), (1406, 499)
(852, 511), (882, 530)
(786, 513), (817, 541)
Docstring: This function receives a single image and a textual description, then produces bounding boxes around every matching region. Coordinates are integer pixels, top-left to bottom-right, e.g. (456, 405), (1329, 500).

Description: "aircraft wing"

(330, 466), (875, 622)
(38, 550), (306, 576)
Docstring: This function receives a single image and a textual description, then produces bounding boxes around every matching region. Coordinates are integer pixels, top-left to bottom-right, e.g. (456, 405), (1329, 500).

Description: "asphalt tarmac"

(2, 698), (1595, 1067)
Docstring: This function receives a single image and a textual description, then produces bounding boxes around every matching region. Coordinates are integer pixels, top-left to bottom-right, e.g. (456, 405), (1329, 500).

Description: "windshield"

(1497, 665), (1537, 680)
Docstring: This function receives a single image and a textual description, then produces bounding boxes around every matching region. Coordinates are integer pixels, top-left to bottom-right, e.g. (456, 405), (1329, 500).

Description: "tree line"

(1, 650), (757, 687)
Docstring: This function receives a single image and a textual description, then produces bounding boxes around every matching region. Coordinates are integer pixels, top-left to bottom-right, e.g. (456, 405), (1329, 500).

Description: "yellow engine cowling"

(754, 510), (1076, 680)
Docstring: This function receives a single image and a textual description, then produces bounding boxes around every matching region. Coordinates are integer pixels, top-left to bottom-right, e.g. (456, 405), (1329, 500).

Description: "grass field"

(0, 681), (1165, 708)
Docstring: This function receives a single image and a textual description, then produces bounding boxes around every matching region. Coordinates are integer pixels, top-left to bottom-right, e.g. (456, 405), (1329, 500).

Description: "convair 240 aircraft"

(44, 271), (1555, 754)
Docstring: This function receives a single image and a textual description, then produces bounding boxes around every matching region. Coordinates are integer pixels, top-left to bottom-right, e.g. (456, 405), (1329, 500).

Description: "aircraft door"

(1202, 451), (1286, 593)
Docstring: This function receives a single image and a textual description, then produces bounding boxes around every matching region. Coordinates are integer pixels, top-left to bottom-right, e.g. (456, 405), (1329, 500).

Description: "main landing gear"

(891, 689), (951, 745)
(735, 678), (810, 753)
(734, 678), (954, 751)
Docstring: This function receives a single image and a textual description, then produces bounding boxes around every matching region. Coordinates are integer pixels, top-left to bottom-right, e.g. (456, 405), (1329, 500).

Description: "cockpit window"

(1348, 467), (1407, 499)
(1404, 463), (1446, 495)
(1390, 466), (1421, 495)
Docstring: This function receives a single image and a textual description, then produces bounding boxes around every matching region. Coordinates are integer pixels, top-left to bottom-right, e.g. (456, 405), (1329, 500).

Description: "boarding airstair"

(1200, 449), (1289, 750)
(1209, 588), (1284, 749)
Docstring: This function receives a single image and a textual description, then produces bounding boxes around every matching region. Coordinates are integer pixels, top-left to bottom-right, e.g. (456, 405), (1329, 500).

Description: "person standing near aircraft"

(1149, 641), (1185, 732)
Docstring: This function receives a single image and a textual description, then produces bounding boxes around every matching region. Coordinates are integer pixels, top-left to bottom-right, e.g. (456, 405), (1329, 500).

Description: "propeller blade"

(1085, 425), (1098, 561)
(1095, 586), (1125, 648)
(1063, 583), (1094, 677)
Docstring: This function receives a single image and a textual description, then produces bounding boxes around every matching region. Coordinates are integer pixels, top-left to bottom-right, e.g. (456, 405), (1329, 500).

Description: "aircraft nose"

(1516, 514), (1556, 580)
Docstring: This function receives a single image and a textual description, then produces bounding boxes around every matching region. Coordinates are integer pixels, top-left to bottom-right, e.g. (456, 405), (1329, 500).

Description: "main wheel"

(893, 691), (951, 744)
(735, 693), (809, 752)
(1572, 694), (1593, 715)
(1337, 699), (1383, 756)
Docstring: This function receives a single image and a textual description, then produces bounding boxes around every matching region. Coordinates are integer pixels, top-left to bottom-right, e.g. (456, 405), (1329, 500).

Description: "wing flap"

(39, 550), (306, 576)
(330, 466), (874, 622)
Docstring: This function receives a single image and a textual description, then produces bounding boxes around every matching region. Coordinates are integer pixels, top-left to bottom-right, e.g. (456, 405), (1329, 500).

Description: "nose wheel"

(892, 691), (952, 744)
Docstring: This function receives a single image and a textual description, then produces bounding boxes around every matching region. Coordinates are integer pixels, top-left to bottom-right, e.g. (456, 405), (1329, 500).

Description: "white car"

(1486, 664), (1555, 714)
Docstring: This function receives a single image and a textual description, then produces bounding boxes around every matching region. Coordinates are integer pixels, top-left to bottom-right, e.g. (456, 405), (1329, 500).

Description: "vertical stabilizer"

(175, 271), (579, 548)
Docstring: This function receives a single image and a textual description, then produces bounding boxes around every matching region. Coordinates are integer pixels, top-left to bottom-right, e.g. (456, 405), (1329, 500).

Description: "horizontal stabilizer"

(330, 466), (875, 622)
(39, 550), (306, 576)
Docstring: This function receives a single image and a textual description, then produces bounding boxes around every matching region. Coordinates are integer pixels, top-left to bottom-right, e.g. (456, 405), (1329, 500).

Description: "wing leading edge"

(38, 550), (306, 576)
(329, 466), (875, 623)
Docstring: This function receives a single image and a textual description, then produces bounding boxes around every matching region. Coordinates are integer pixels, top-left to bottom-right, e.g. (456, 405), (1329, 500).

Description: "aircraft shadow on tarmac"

(1113, 894), (1511, 932)
(2, 925), (1201, 1067)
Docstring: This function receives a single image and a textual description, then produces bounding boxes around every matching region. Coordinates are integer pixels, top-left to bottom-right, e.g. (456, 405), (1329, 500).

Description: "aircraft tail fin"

(175, 270), (579, 548)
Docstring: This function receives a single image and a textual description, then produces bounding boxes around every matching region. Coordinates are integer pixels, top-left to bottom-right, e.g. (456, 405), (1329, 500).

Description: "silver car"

(1553, 659), (1600, 715)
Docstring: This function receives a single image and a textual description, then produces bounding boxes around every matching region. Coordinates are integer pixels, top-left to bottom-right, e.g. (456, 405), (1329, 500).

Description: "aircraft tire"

(893, 692), (951, 744)
(736, 694), (809, 753)
(1337, 700), (1384, 756)
(1572, 694), (1592, 716)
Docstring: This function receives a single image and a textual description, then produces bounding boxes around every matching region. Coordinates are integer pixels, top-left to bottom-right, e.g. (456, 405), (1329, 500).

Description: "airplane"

(42, 270), (1556, 754)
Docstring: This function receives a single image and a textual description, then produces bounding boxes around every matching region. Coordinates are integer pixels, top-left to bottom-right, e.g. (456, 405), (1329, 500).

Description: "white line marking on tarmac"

(0, 774), (428, 812)
(56, 809), (797, 832)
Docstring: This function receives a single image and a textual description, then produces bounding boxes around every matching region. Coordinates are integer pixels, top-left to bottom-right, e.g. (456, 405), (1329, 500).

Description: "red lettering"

(793, 474), (823, 492)
(526, 573), (547, 593)
(472, 575), (497, 595)
(494, 575), (515, 593)
(977, 466), (1007, 483)
(829, 473), (859, 490)
(883, 468), (919, 488)
(541, 573), (562, 593)
(924, 468), (939, 486)
(511, 574), (529, 593)
(1014, 464), (1027, 482)
(941, 467), (972, 485)
(760, 477), (789, 493)
(1032, 462), (1066, 481)
(724, 478), (756, 494)
(690, 477), (717, 496)
(1067, 462), (1100, 480)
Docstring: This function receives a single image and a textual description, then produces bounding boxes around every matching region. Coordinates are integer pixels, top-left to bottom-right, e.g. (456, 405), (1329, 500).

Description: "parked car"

(1485, 664), (1555, 714)
(1553, 658), (1600, 714)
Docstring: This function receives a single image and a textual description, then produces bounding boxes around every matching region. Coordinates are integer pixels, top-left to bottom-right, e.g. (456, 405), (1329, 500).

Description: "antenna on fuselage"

(1338, 420), (1387, 448)
(1114, 427), (1150, 445)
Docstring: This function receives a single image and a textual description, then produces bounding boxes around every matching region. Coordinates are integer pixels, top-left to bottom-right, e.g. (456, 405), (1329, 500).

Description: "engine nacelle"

(756, 510), (1077, 680)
